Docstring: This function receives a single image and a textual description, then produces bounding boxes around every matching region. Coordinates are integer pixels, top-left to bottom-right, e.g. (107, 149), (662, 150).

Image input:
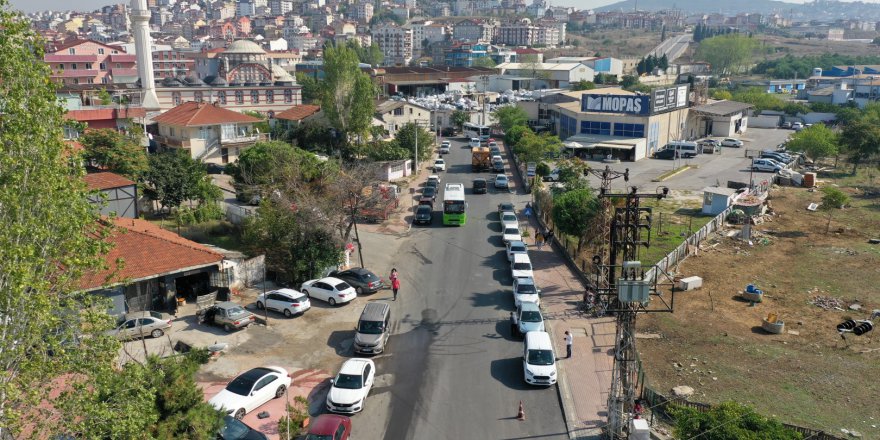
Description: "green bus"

(442, 183), (467, 226)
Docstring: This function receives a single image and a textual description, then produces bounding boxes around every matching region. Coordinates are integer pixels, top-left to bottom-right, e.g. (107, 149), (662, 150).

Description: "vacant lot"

(637, 174), (880, 435)
(559, 29), (664, 59)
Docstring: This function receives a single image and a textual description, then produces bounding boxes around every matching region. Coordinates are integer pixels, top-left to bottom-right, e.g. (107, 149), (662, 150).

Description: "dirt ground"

(758, 35), (880, 59)
(636, 180), (880, 436)
(556, 29), (663, 59)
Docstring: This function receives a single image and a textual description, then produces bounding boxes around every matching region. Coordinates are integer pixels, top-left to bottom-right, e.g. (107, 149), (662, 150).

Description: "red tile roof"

(152, 101), (262, 127)
(83, 172), (135, 191)
(79, 217), (224, 290)
(274, 104), (320, 121)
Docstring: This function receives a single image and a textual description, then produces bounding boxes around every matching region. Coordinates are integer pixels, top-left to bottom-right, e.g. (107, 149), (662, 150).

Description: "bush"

(536, 162), (551, 177)
(278, 396), (310, 440)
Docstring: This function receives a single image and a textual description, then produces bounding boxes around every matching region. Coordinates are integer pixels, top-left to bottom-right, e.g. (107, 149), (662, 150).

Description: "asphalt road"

(355, 138), (568, 439)
(648, 34), (692, 61)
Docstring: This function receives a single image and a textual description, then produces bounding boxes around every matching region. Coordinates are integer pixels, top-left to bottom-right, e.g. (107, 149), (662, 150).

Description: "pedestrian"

(536, 232), (544, 250)
(390, 268), (400, 301)
(564, 330), (573, 358)
(546, 229), (554, 245)
(510, 311), (518, 336)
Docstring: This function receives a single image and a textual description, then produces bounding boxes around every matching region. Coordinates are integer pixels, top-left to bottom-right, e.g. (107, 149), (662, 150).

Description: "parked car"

(414, 204), (433, 225)
(421, 186), (437, 202)
(256, 289), (311, 318)
(433, 159), (446, 172)
(498, 202), (515, 213)
(425, 179), (439, 191)
(653, 148), (679, 160)
(522, 331), (557, 386)
(792, 122), (804, 131)
(301, 277), (357, 306)
(720, 138), (744, 148)
(326, 359), (375, 414)
(304, 415), (351, 440)
(427, 174), (441, 185)
(761, 150), (792, 163)
(206, 163), (227, 175)
(543, 168), (561, 182)
(500, 211), (518, 229)
(510, 253), (534, 279)
(506, 240), (528, 262)
(329, 268), (383, 295)
(202, 302), (256, 332)
(515, 302), (545, 335)
(494, 174), (509, 189)
(751, 158), (782, 173)
(502, 225), (522, 243)
(218, 415), (268, 440)
(472, 178), (487, 194)
(513, 276), (540, 307)
(781, 121), (792, 129)
(107, 311), (172, 341)
(439, 141), (451, 154)
(209, 366), (291, 420)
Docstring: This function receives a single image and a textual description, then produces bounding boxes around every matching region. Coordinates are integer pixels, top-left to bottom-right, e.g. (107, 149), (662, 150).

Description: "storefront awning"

(592, 143), (634, 150)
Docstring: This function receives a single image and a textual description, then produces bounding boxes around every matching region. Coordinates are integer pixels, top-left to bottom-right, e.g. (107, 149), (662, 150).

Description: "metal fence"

(644, 205), (734, 284)
(223, 201), (255, 225)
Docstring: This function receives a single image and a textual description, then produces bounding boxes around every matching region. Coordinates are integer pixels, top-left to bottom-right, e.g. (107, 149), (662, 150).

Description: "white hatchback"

(433, 159), (446, 172)
(256, 289), (311, 318)
(500, 211), (518, 230)
(300, 277), (357, 306)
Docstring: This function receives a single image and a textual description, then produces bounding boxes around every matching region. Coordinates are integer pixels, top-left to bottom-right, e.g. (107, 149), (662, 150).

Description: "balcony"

(45, 54), (99, 62)
(52, 69), (101, 78)
(152, 134), (192, 148)
(220, 133), (268, 146)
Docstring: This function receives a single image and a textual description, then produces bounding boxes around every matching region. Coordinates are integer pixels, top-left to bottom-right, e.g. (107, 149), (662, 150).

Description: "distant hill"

(595, 0), (880, 19)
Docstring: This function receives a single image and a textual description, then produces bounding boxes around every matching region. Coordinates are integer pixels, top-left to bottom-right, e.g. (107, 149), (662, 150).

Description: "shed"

(702, 186), (738, 216)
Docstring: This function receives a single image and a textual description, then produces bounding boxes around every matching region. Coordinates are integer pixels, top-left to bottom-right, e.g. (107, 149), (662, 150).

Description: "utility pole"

(585, 166), (629, 295)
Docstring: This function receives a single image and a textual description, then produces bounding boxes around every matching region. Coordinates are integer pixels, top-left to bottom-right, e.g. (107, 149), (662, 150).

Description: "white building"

(353, 2), (373, 24)
(372, 24), (413, 66)
(494, 62), (594, 89)
(268, 0), (293, 15)
(237, 0), (256, 17)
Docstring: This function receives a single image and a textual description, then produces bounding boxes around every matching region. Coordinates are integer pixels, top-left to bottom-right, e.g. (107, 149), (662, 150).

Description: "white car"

(427, 174), (441, 185)
(751, 159), (781, 173)
(500, 211), (518, 229)
(301, 277), (357, 306)
(513, 276), (540, 306)
(542, 168), (560, 182)
(326, 358), (375, 414)
(523, 331), (557, 386)
(516, 302), (545, 334)
(488, 141), (498, 149)
(439, 141), (451, 154)
(502, 225), (522, 243)
(792, 122), (804, 131)
(433, 159), (446, 172)
(511, 253), (534, 279)
(469, 138), (481, 148)
(506, 240), (528, 262)
(256, 288), (311, 318)
(209, 366), (291, 420)
(491, 154), (503, 163)
(494, 174), (509, 189)
(720, 138), (743, 148)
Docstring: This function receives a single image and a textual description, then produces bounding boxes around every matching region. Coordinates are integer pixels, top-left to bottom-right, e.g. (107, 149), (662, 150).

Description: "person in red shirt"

(390, 268), (400, 301)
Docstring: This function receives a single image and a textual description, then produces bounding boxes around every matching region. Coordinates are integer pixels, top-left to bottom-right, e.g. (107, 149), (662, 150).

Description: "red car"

(305, 414), (351, 440)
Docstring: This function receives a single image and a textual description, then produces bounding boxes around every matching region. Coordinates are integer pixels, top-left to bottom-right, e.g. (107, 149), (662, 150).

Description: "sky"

(4, 0), (876, 14)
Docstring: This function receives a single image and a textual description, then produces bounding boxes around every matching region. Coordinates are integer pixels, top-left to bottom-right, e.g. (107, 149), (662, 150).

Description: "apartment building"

(372, 24), (413, 66)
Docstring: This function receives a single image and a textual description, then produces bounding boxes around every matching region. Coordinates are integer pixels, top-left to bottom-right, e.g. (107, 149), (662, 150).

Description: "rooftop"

(691, 100), (754, 117)
(152, 101), (262, 127)
(83, 172), (135, 191)
(274, 104), (321, 121)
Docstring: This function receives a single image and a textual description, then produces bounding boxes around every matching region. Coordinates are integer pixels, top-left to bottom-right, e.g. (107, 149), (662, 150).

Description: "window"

(112, 50), (118, 54)
(68, 48), (75, 55)
(71, 63), (78, 70)
(284, 89), (293, 103)
(250, 90), (259, 103)
(58, 63), (65, 70)
(87, 78), (94, 84)
(172, 91), (181, 106)
(409, 108), (413, 115)
(218, 91), (227, 104)
(580, 120), (611, 136)
(194, 91), (203, 102)
(613, 123), (645, 138)
(85, 63), (92, 69)
(235, 91), (244, 104)
(73, 78), (79, 84)
(99, 62), (106, 70)
(265, 90), (274, 103)
(393, 107), (404, 116)
(98, 48), (104, 54)
(101, 77), (108, 84)
(115, 63), (121, 68)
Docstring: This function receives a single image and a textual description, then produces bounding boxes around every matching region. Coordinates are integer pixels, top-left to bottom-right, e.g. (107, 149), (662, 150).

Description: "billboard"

(581, 94), (651, 116)
(651, 84), (689, 114)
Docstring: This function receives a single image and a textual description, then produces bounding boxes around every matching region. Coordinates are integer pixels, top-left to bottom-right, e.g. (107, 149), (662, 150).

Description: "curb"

(652, 165), (693, 182)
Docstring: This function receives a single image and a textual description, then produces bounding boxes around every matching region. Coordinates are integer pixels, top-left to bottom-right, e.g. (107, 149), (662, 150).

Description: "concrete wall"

(750, 114), (782, 128)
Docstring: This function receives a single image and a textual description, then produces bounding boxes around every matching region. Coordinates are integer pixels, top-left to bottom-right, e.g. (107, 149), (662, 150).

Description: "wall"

(750, 114), (782, 128)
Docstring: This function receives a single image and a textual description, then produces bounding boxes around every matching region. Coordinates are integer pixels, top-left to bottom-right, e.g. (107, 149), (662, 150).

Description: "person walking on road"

(390, 268), (400, 301)
(510, 311), (518, 336)
(535, 232), (544, 250)
(564, 330), (573, 358)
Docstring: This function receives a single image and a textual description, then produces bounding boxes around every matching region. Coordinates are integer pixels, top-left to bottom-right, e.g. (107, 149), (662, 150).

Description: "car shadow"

(487, 222), (502, 233)
(489, 357), (531, 391)
(495, 319), (519, 340)
(492, 267), (512, 286)
(326, 329), (356, 356)
(487, 234), (505, 247)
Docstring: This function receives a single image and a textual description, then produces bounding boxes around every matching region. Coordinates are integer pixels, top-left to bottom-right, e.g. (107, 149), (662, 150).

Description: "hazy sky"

(5, 0), (875, 14)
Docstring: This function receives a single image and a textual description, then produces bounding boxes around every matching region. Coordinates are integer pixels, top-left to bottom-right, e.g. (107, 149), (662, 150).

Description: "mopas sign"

(581, 94), (651, 116)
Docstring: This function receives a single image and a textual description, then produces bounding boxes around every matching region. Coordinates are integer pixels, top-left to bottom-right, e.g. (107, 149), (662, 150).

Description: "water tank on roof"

(812, 67), (823, 77)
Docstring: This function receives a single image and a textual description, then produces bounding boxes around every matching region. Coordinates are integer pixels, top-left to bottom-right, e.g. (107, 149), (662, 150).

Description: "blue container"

(746, 284), (756, 293)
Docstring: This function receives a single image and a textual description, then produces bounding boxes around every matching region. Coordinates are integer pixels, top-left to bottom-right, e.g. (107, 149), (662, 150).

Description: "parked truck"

(472, 147), (491, 172)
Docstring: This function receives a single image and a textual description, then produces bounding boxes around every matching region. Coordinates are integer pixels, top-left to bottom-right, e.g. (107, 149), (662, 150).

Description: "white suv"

(256, 289), (311, 318)
(439, 141), (451, 154)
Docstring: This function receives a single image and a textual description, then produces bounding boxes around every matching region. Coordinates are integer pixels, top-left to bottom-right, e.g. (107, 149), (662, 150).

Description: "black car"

(414, 204), (433, 225)
(473, 178), (487, 194)
(425, 179), (439, 190)
(329, 268), (383, 294)
(422, 186), (437, 200)
(653, 148), (692, 159)
(498, 202), (515, 213)
(218, 415), (268, 440)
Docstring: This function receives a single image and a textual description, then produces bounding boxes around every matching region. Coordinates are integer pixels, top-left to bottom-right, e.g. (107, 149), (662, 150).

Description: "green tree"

(97, 87), (112, 105)
(394, 122), (434, 163)
(295, 72), (321, 104)
(671, 401), (803, 440)
(785, 123), (839, 162)
(555, 158), (591, 191)
(571, 80), (596, 91)
(320, 44), (376, 146)
(79, 128), (150, 180)
(695, 34), (759, 76)
(365, 139), (410, 161)
(820, 186), (850, 234)
(345, 39), (384, 66)
(711, 89), (733, 100)
(471, 56), (497, 68)
(514, 131), (562, 164)
(731, 87), (785, 112)
(551, 188), (600, 249)
(620, 75), (640, 89)
(144, 149), (209, 211)
(493, 105), (529, 133)
(504, 124), (531, 147)
(146, 353), (225, 437)
(839, 119), (880, 174)
(242, 110), (270, 134)
(451, 110), (470, 130)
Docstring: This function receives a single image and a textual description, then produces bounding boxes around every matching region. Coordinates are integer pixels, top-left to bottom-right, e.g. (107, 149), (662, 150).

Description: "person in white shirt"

(564, 330), (573, 358)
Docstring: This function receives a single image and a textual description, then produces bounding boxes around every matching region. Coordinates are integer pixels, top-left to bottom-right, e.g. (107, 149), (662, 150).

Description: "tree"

(493, 105), (529, 134)
(620, 75), (640, 89)
(394, 122), (434, 163)
(695, 34), (758, 76)
(345, 39), (384, 66)
(79, 128), (149, 180)
(471, 56), (497, 68)
(820, 186), (850, 234)
(143, 149), (209, 211)
(555, 158), (591, 191)
(660, 25), (667, 42)
(0, 2), (139, 435)
(711, 89), (733, 100)
(504, 125), (531, 147)
(145, 353), (224, 438)
(365, 139), (410, 161)
(839, 119), (880, 174)
(320, 44), (376, 146)
(451, 110), (470, 131)
(295, 72), (321, 104)
(242, 110), (270, 134)
(785, 123), (839, 162)
(551, 188), (600, 249)
(514, 131), (563, 164)
(671, 401), (802, 440)
(658, 53), (669, 70)
(571, 80), (596, 91)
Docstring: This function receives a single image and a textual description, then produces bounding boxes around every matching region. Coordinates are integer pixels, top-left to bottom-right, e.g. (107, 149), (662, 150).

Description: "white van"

(523, 331), (557, 386)
(469, 138), (481, 149)
(665, 141), (699, 158)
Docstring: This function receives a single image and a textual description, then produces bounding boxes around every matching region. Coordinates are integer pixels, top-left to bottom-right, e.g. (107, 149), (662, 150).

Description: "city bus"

(463, 123), (491, 143)
(442, 183), (467, 226)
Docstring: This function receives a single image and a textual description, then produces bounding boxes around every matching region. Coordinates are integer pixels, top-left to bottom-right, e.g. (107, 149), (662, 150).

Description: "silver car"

(109, 311), (172, 341)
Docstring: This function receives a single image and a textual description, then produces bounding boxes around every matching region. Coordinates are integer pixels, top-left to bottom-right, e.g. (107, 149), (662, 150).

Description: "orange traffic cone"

(517, 400), (526, 421)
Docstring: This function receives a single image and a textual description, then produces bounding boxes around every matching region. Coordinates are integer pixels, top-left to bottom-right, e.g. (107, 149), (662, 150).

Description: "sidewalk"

(526, 220), (615, 439)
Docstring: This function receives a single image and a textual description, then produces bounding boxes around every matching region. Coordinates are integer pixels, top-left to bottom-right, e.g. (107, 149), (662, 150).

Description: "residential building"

(45, 39), (137, 86)
(453, 19), (495, 43)
(374, 100), (433, 137)
(372, 24), (413, 66)
(352, 2), (374, 24)
(152, 101), (267, 165)
(274, 104), (322, 131)
(494, 62), (594, 89)
(83, 172), (139, 219)
(444, 42), (490, 67)
(152, 49), (197, 79)
(237, 0), (256, 17)
(268, 0), (293, 15)
(495, 22), (536, 46)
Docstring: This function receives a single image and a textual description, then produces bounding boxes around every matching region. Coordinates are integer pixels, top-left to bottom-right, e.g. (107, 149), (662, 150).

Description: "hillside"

(596, 0), (880, 21)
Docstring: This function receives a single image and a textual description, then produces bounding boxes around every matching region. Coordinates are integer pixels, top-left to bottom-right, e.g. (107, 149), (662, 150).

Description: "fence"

(223, 201), (255, 225)
(644, 205), (733, 283)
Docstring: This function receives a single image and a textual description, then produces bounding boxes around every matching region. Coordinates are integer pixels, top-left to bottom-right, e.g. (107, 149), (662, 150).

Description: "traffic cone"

(517, 400), (526, 421)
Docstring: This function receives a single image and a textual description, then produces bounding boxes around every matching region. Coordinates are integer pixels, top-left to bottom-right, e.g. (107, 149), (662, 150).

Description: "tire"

(356, 287), (363, 295)
(224, 323), (233, 332)
(234, 409), (245, 420)
(328, 297), (337, 306)
(303, 290), (310, 298)
(150, 329), (164, 338)
(274, 385), (286, 399)
(284, 309), (293, 318)
(256, 301), (265, 310)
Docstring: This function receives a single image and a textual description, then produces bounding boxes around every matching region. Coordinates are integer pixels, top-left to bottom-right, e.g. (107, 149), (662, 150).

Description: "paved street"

(647, 34), (692, 61)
